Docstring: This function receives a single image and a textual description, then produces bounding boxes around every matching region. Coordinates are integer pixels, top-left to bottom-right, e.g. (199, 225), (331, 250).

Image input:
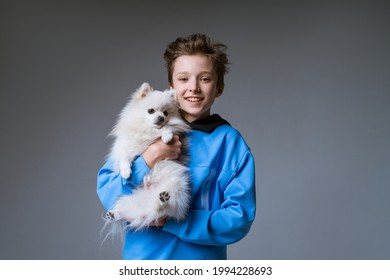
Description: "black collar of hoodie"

(188, 114), (230, 133)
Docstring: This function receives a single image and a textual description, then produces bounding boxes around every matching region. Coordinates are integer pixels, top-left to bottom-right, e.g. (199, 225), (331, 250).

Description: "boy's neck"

(188, 114), (230, 133)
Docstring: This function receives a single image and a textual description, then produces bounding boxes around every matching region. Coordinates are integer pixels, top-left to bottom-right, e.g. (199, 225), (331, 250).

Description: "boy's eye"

(148, 108), (155, 114)
(200, 76), (211, 82)
(178, 77), (188, 82)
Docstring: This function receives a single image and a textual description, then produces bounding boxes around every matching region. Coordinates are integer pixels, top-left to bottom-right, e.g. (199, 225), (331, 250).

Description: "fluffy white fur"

(106, 82), (191, 231)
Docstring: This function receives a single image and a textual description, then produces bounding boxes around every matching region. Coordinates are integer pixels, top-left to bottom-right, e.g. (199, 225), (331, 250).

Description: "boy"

(97, 34), (256, 259)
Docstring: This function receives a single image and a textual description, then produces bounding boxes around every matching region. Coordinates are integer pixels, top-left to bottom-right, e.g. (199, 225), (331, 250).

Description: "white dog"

(106, 82), (191, 230)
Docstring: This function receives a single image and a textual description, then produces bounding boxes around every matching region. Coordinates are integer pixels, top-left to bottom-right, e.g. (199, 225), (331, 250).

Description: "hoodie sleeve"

(97, 156), (150, 211)
(163, 149), (256, 246)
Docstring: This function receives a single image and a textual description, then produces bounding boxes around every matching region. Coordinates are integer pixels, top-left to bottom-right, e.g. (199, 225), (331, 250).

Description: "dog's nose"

(158, 116), (165, 123)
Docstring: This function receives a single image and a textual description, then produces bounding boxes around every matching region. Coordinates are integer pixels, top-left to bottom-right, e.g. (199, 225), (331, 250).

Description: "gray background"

(1, 0), (389, 259)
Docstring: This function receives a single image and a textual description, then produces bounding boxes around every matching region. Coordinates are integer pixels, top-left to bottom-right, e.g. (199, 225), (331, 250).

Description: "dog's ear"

(165, 88), (177, 100)
(133, 82), (153, 100)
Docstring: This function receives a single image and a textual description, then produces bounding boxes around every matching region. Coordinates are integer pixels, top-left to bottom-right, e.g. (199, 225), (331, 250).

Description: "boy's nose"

(188, 81), (200, 92)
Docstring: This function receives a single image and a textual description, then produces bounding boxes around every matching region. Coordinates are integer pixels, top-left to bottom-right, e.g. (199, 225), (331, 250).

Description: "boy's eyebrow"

(174, 71), (214, 75)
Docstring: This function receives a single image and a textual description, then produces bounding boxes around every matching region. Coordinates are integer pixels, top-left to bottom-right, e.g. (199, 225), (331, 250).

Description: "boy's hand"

(142, 135), (182, 168)
(155, 217), (167, 227)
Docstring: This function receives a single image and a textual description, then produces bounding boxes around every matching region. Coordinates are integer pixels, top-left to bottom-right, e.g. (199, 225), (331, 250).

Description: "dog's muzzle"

(155, 116), (165, 126)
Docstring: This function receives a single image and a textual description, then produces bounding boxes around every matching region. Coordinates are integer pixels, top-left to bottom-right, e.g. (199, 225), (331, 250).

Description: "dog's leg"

(143, 173), (153, 189)
(119, 159), (132, 179)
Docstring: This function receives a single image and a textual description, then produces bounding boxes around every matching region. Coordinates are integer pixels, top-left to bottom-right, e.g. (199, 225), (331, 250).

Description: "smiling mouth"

(185, 97), (203, 102)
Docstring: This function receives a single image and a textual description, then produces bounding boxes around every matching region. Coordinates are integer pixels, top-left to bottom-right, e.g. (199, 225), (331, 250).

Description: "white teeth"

(186, 97), (202, 102)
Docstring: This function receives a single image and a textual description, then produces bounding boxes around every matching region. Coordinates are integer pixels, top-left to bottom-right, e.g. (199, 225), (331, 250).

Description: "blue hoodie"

(97, 115), (256, 259)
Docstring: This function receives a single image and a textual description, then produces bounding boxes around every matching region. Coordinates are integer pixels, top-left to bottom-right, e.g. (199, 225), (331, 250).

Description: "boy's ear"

(216, 85), (224, 97)
(134, 82), (153, 100)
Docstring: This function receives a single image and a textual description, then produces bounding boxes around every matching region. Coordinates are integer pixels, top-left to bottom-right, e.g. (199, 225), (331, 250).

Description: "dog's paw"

(120, 168), (131, 179)
(161, 131), (173, 143)
(120, 162), (132, 179)
(159, 191), (170, 203)
(106, 211), (116, 220)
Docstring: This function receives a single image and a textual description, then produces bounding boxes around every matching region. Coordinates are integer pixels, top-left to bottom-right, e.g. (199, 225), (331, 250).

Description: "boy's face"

(171, 54), (223, 123)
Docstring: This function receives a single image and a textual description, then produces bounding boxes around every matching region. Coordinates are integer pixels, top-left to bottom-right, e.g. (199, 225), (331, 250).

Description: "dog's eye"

(148, 108), (155, 114)
(163, 110), (168, 116)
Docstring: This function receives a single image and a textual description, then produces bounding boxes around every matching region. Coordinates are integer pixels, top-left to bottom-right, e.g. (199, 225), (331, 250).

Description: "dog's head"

(132, 82), (179, 128)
